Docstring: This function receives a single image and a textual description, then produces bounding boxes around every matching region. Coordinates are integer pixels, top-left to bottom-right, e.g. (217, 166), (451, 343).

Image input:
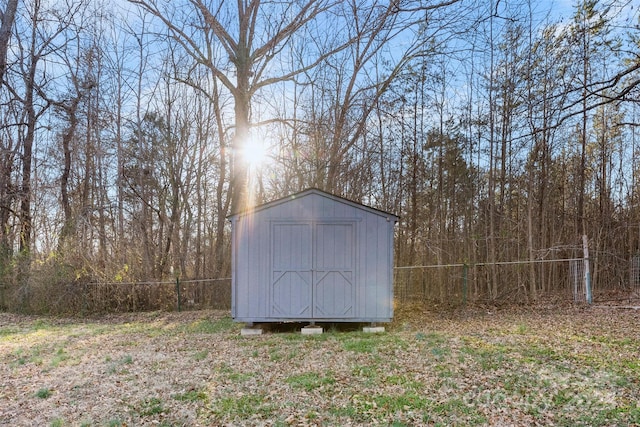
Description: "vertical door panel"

(271, 223), (312, 317)
(313, 223), (355, 318)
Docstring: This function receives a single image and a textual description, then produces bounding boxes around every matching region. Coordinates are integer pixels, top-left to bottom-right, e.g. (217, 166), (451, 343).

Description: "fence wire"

(397, 253), (640, 306)
(1, 277), (231, 315)
(631, 256), (640, 297)
(569, 260), (586, 303)
(3, 253), (639, 315)
(394, 258), (601, 306)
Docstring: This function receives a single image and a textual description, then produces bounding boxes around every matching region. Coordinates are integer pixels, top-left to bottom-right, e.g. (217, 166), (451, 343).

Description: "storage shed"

(229, 188), (398, 324)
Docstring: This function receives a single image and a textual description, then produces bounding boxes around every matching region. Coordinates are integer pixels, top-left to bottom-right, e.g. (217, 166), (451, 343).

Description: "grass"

(331, 392), (458, 425)
(285, 371), (335, 391)
(211, 394), (275, 419)
(185, 316), (237, 334)
(342, 335), (380, 353)
(35, 387), (52, 399)
(193, 350), (208, 361)
(138, 397), (164, 417)
(50, 348), (69, 368)
(1, 308), (639, 426)
(105, 354), (133, 374)
(173, 389), (208, 403)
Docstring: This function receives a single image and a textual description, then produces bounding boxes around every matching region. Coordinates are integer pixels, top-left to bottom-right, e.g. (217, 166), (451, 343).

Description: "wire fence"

(630, 256), (640, 294)
(395, 258), (573, 306)
(78, 278), (233, 314)
(569, 260), (588, 303)
(1, 277), (231, 316)
(394, 254), (640, 306)
(2, 252), (640, 316)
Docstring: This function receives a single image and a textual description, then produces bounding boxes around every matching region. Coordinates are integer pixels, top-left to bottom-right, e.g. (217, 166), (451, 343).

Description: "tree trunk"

(19, 47), (37, 255)
(58, 101), (78, 249)
(0, 0), (18, 84)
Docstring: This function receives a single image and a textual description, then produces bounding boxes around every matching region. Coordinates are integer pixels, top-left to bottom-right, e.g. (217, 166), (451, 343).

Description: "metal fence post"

(463, 263), (468, 305)
(176, 276), (182, 312)
(582, 235), (592, 304)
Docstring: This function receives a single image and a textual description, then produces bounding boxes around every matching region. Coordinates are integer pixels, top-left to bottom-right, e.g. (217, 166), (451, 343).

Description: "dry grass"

(1, 305), (639, 426)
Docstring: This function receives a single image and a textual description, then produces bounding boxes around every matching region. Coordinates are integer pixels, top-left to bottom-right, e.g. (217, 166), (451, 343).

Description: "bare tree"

(129, 0), (350, 213)
(15, 0), (75, 254)
(0, 0), (18, 85)
(313, 1), (421, 193)
(51, 43), (98, 251)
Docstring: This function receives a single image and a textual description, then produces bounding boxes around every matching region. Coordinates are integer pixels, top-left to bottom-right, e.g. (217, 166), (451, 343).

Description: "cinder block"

(301, 326), (323, 335)
(363, 326), (385, 333)
(241, 328), (263, 336)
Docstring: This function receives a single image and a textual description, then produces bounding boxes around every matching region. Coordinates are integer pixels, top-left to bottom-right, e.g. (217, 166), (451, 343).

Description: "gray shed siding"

(230, 189), (397, 323)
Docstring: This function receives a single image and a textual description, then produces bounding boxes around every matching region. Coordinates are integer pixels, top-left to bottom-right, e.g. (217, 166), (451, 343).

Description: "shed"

(229, 188), (398, 324)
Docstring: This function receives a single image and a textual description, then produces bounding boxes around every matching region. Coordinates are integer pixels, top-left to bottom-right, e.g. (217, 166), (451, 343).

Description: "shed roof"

(228, 188), (399, 221)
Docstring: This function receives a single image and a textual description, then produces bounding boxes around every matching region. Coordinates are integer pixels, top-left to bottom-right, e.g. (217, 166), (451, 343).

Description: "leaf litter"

(0, 305), (639, 426)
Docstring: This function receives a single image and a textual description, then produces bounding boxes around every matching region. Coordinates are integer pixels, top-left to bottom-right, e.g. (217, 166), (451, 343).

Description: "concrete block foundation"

(301, 326), (323, 335)
(241, 328), (263, 336)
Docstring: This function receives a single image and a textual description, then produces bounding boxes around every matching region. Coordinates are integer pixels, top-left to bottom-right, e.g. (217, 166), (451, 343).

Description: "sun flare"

(243, 138), (268, 168)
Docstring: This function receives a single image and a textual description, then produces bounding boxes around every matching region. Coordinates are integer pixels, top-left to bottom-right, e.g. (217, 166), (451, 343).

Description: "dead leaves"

(0, 307), (639, 426)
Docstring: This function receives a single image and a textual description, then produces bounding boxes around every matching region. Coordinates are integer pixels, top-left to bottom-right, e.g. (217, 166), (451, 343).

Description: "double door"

(270, 221), (355, 319)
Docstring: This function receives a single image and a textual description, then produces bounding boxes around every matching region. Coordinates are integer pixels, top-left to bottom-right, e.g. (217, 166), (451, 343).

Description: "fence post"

(81, 282), (86, 317)
(176, 276), (182, 312)
(582, 235), (592, 304)
(462, 263), (468, 306)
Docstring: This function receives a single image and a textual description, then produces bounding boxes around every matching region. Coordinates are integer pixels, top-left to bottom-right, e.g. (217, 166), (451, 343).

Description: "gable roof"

(228, 188), (399, 221)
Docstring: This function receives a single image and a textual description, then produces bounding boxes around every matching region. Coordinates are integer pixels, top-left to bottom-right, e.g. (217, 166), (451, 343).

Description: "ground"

(0, 304), (638, 426)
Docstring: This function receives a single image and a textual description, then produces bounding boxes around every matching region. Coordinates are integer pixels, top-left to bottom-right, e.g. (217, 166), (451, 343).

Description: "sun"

(242, 138), (269, 168)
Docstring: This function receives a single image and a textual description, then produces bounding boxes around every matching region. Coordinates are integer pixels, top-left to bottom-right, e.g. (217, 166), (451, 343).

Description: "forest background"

(1, 0), (640, 313)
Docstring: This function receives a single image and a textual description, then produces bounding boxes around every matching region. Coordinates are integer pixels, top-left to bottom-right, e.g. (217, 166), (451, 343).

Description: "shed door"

(271, 223), (312, 318)
(270, 222), (355, 319)
(313, 223), (355, 318)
